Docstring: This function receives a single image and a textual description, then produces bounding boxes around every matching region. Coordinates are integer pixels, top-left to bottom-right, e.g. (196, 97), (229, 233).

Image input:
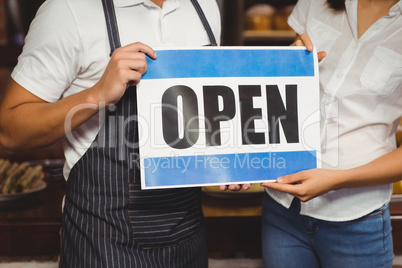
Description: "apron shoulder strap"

(190, 0), (218, 46)
(102, 0), (121, 55)
(102, 0), (217, 55)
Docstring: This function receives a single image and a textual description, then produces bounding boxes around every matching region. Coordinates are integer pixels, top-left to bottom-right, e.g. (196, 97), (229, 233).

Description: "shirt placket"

(320, 39), (359, 131)
(159, 1), (180, 45)
(303, 7), (362, 215)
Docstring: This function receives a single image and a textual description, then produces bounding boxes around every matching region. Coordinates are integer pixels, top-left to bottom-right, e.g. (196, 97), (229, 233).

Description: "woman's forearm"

(337, 146), (402, 189)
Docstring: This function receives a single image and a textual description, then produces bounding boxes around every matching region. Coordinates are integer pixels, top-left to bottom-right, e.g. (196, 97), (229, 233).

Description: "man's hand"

(90, 42), (157, 108)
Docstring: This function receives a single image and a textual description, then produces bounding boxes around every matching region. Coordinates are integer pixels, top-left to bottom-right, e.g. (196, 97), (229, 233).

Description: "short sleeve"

(11, 0), (81, 103)
(287, 0), (312, 35)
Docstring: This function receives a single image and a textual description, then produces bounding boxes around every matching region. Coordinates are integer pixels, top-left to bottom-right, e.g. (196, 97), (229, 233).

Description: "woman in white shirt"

(261, 0), (402, 267)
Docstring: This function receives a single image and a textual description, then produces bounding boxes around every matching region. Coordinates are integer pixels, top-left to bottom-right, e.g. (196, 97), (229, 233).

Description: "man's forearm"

(0, 80), (101, 151)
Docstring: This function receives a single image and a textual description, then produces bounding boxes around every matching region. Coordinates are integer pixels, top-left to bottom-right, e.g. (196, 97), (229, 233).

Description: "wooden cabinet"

(2, 180), (402, 258)
(391, 197), (402, 255)
(0, 172), (65, 256)
(0, 44), (21, 67)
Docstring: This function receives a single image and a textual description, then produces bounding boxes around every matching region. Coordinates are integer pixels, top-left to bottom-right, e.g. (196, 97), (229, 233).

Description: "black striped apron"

(59, 1), (216, 267)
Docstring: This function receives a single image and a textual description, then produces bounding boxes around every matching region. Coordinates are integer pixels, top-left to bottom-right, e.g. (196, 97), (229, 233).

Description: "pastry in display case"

(244, 3), (276, 30)
(273, 5), (294, 30)
(243, 2), (296, 44)
(0, 158), (46, 201)
(245, 3), (295, 31)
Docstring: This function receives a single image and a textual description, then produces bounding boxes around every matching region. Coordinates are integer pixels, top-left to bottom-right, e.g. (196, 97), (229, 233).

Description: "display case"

(220, 0), (297, 46)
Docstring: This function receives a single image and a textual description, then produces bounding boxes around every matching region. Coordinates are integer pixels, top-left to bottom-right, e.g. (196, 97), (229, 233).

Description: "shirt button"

(337, 71), (344, 78)
(316, 29), (323, 36)
(352, 43), (357, 48)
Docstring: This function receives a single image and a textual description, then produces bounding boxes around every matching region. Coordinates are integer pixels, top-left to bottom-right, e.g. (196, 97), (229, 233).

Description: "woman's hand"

(291, 33), (327, 62)
(261, 169), (344, 202)
(262, 145), (402, 202)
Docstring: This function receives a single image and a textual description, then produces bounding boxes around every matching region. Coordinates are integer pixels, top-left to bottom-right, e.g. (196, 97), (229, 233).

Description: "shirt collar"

(113, 0), (144, 8)
(345, 0), (402, 14)
(113, 0), (177, 8)
(391, 1), (402, 15)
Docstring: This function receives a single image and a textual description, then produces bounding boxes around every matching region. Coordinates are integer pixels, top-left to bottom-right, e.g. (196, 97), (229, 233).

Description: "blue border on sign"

(143, 151), (317, 187)
(142, 49), (315, 80)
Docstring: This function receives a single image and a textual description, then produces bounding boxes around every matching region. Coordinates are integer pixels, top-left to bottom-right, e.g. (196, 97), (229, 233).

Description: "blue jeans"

(262, 194), (394, 268)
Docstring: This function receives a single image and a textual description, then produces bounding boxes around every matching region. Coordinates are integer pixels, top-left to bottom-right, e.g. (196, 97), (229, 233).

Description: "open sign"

(137, 47), (321, 189)
(161, 84), (299, 148)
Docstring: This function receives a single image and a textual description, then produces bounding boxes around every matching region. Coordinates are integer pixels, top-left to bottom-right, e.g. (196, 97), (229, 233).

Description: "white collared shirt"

(11, 0), (221, 179)
(266, 0), (402, 221)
